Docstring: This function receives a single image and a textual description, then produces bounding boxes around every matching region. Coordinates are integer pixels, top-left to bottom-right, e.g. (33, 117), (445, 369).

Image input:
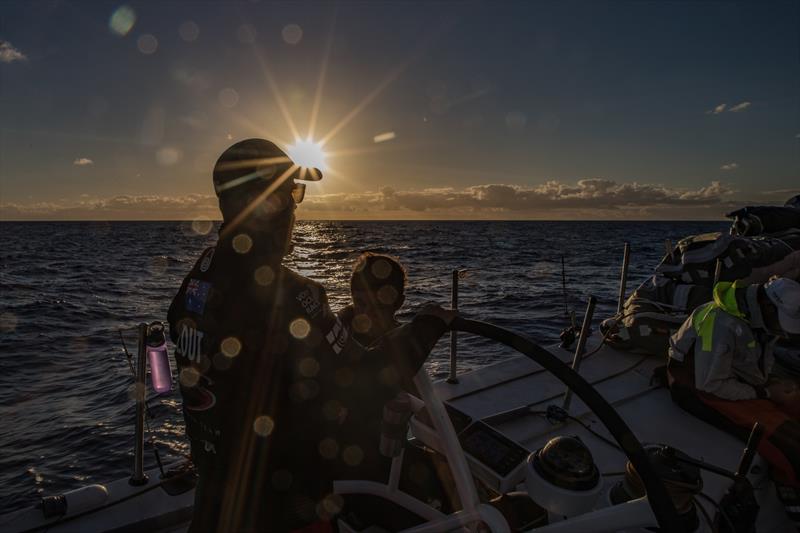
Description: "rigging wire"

(118, 328), (167, 477)
(529, 407), (623, 452)
(693, 496), (714, 532)
(696, 491), (735, 533)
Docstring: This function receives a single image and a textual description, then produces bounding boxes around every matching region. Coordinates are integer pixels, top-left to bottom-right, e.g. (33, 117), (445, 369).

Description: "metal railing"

(447, 269), (459, 384)
(445, 243), (632, 392)
(129, 323), (149, 486)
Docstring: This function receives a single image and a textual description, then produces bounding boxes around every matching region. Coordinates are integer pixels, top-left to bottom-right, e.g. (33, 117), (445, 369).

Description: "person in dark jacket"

(334, 253), (409, 484)
(339, 252), (406, 347)
(336, 253), (459, 516)
(168, 139), (454, 533)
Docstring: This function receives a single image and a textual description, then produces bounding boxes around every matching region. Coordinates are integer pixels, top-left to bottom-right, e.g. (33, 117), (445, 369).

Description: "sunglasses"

(292, 182), (306, 204)
(216, 164), (311, 204)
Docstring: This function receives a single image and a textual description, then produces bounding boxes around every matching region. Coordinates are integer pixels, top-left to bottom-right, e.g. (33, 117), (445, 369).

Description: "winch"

(610, 445), (703, 532)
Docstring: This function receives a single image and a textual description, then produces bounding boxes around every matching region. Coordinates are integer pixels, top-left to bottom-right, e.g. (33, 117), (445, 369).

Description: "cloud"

(73, 158), (94, 166)
(298, 179), (743, 219)
(760, 188), (800, 196)
(0, 41), (26, 63)
(707, 101), (751, 115)
(0, 194), (219, 220)
(0, 180), (759, 221)
(720, 163), (738, 171)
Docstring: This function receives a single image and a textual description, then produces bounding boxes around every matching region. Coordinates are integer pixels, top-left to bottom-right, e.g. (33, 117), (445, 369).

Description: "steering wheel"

(410, 317), (684, 532)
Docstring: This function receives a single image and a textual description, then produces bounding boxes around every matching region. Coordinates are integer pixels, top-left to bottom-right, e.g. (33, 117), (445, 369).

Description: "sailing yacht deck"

(3, 335), (792, 532)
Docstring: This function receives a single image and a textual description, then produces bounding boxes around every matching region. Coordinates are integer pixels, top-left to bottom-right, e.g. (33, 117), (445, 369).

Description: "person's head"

(350, 252), (407, 320)
(212, 138), (320, 256)
(757, 277), (800, 337)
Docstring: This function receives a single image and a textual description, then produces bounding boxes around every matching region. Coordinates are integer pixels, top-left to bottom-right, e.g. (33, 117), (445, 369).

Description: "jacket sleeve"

(668, 315), (696, 362)
(694, 337), (759, 400)
(374, 313), (448, 379)
(335, 310), (448, 402)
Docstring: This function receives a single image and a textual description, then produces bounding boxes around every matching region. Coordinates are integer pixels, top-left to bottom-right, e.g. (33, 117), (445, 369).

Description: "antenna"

(714, 258), (723, 286)
(561, 254), (569, 317)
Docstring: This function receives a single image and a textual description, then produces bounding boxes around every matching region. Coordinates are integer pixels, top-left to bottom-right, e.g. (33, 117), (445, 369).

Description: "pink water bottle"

(147, 322), (172, 394)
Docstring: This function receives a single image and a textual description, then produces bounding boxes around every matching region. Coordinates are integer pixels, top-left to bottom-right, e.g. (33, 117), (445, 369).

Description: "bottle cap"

(147, 321), (167, 347)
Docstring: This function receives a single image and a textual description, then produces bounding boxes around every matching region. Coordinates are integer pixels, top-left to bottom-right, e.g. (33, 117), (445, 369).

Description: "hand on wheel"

(419, 304), (459, 327)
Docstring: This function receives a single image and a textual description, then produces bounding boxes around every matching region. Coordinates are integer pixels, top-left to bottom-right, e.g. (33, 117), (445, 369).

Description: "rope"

(528, 407), (623, 452)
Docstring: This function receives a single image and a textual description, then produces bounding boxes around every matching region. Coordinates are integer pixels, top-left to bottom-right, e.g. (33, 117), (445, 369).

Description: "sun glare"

(287, 139), (327, 170)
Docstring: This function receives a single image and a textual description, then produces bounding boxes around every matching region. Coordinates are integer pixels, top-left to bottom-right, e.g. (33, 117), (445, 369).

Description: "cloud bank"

(0, 194), (218, 221)
(0, 179), (759, 220)
(300, 179), (743, 219)
(0, 41), (26, 63)
(3, 180), (791, 221)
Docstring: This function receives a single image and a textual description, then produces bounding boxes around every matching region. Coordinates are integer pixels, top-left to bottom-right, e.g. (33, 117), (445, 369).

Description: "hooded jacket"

(668, 281), (776, 400)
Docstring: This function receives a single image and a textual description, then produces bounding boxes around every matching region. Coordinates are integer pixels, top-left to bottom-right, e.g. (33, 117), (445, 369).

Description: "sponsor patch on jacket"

(297, 286), (322, 318)
(186, 278), (212, 314)
(184, 375), (216, 411)
(177, 323), (206, 362)
(326, 318), (349, 355)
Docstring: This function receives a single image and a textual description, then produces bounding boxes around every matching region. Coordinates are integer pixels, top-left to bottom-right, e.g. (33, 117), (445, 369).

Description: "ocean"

(0, 220), (729, 513)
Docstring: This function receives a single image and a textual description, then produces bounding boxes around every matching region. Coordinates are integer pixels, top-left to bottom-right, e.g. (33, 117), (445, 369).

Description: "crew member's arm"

(371, 305), (452, 380)
(308, 280), (452, 401)
(668, 315), (696, 362)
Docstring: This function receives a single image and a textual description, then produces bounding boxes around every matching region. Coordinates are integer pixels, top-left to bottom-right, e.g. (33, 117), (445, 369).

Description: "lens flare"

(287, 139), (326, 170)
(109, 6), (136, 36)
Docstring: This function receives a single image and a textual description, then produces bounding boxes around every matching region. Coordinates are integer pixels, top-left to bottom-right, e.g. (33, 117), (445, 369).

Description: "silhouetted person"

(168, 139), (454, 532)
(336, 253), (459, 515)
(339, 252), (407, 346)
(335, 253), (408, 484)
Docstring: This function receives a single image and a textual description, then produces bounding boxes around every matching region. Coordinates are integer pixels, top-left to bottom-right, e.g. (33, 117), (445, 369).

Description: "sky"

(0, 0), (798, 220)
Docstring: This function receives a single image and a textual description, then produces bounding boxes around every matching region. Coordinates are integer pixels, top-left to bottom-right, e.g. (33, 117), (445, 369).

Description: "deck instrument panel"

(459, 421), (529, 479)
(413, 403), (529, 493)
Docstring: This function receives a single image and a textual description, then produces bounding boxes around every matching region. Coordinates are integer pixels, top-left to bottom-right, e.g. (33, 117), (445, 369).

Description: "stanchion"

(447, 269), (459, 384)
(129, 323), (149, 486)
(562, 296), (597, 412)
(617, 242), (631, 315)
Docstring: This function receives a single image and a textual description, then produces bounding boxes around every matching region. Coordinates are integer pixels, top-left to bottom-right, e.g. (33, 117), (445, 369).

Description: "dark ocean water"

(0, 220), (729, 514)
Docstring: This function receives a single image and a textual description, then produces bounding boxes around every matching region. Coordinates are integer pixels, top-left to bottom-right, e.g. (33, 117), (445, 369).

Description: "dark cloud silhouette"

(306, 179), (736, 214)
(0, 179), (770, 220)
(0, 194), (217, 220)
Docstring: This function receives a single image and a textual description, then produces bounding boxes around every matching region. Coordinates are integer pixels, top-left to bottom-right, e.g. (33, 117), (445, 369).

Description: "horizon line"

(0, 218), (731, 223)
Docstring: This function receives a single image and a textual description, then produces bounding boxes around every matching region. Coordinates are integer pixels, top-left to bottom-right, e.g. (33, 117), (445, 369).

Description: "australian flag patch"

(186, 278), (212, 315)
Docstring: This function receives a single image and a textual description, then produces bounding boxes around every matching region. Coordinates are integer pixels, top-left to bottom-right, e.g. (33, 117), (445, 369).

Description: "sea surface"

(0, 220), (729, 513)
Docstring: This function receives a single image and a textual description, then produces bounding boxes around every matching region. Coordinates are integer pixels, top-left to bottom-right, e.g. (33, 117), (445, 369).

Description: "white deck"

(2, 335), (791, 532)
(434, 338), (790, 532)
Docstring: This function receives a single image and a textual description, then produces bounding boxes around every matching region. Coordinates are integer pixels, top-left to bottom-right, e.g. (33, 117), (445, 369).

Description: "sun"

(287, 138), (327, 170)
